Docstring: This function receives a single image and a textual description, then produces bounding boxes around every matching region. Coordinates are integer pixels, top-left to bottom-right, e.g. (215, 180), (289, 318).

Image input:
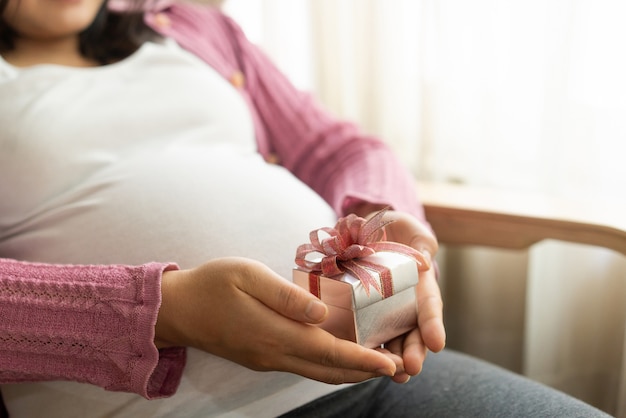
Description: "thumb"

(267, 278), (329, 324)
(241, 264), (329, 324)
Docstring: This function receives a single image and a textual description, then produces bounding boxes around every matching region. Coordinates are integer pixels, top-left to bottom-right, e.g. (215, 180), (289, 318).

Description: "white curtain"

(223, 0), (626, 415)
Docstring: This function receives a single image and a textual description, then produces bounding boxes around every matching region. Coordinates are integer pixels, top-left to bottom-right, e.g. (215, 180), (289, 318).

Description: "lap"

(280, 349), (610, 418)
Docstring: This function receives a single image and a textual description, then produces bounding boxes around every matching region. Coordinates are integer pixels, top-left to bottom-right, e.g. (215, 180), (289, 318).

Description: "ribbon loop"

(295, 208), (422, 297)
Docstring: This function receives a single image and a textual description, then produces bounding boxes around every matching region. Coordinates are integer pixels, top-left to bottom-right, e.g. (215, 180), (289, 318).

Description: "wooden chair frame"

(418, 181), (626, 256)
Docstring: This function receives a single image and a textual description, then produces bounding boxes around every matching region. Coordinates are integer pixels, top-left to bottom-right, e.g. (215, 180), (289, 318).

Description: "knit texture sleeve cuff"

(0, 259), (186, 399)
(127, 262), (186, 399)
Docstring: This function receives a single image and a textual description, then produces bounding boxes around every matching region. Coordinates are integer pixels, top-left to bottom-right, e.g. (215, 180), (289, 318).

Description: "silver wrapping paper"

(293, 252), (419, 348)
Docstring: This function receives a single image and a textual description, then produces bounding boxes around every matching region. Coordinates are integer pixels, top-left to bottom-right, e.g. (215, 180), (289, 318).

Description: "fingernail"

(397, 373), (411, 384)
(419, 249), (432, 269)
(306, 300), (328, 322)
(376, 367), (395, 377)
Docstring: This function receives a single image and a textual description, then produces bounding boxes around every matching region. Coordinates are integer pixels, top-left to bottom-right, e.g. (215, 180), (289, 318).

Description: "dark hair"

(0, 0), (159, 64)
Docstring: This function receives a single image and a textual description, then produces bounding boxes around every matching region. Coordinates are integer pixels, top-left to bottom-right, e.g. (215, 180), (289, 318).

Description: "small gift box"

(293, 209), (423, 349)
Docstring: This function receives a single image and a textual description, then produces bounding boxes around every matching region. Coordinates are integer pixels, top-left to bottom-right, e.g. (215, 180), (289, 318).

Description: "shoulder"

(144, 2), (248, 77)
(146, 2), (238, 34)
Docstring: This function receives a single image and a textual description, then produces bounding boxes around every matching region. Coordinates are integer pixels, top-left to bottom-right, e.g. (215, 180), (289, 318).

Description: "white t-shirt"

(0, 41), (345, 417)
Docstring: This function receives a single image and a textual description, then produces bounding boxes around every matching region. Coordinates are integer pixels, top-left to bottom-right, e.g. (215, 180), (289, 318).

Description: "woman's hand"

(382, 261), (445, 383)
(355, 207), (446, 384)
(155, 257), (399, 384)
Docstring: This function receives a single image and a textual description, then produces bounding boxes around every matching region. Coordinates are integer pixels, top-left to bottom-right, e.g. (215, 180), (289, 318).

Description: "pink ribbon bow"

(295, 208), (423, 297)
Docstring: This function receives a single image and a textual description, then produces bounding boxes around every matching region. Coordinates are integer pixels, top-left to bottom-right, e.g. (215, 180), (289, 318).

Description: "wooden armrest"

(417, 181), (626, 256)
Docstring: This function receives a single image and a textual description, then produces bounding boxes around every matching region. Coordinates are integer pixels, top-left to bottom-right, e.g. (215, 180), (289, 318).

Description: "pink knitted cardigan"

(0, 3), (425, 401)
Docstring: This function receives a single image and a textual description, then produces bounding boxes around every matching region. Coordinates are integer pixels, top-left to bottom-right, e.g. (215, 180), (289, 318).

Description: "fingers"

(233, 302), (397, 382)
(278, 329), (398, 384)
(399, 328), (428, 376)
(381, 213), (446, 353)
(212, 284), (397, 384)
(381, 211), (438, 255)
(415, 249), (432, 272)
(373, 212), (446, 380)
(416, 267), (446, 353)
(377, 341), (412, 384)
(229, 259), (400, 382)
(382, 326), (428, 381)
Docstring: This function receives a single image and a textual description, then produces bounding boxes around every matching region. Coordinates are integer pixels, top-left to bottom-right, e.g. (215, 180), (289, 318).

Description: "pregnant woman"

(0, 1), (609, 417)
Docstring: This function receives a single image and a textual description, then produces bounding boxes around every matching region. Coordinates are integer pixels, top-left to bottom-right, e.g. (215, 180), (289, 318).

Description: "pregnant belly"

(2, 145), (345, 418)
(4, 144), (337, 278)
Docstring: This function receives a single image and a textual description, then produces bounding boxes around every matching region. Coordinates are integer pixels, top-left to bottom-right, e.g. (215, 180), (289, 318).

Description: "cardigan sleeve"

(232, 32), (426, 221)
(151, 4), (428, 223)
(0, 258), (186, 399)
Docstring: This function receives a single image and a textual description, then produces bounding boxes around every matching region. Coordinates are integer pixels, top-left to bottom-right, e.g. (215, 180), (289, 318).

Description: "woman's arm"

(1, 256), (399, 395)
(236, 39), (425, 220)
(150, 3), (427, 221)
(0, 258), (185, 399)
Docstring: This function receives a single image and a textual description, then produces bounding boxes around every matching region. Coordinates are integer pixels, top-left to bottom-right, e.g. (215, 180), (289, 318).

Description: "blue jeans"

(280, 350), (610, 417)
